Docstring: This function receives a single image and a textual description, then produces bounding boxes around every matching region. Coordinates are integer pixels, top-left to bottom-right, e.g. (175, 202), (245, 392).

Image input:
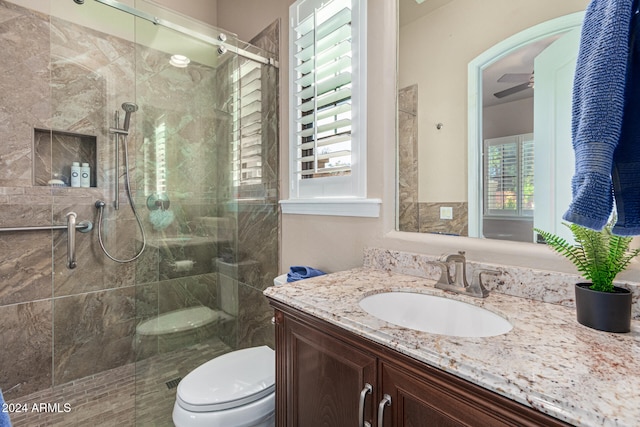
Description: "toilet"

(172, 345), (275, 427)
(172, 274), (287, 426)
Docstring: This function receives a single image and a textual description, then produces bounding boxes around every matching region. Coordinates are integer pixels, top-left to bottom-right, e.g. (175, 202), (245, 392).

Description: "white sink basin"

(359, 292), (512, 337)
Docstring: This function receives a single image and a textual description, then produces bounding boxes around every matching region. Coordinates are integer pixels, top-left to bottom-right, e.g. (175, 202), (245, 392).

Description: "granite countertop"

(264, 267), (640, 427)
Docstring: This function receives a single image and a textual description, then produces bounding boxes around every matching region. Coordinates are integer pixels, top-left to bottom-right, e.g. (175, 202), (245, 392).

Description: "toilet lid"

(176, 345), (275, 412)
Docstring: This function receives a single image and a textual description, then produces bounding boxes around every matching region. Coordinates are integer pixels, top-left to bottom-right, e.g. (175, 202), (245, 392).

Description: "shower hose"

(95, 132), (147, 263)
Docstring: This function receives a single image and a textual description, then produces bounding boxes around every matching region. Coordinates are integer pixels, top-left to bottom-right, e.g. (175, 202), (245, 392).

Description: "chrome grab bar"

(0, 214), (93, 269)
(66, 212), (78, 269)
(377, 394), (392, 427)
(0, 222), (92, 233)
(359, 383), (373, 427)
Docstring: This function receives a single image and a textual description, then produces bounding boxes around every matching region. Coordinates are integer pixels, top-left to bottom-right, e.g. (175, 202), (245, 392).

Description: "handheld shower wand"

(121, 102), (138, 132)
(97, 102), (146, 263)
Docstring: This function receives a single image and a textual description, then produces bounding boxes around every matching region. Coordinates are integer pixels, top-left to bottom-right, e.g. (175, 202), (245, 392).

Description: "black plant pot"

(575, 283), (632, 333)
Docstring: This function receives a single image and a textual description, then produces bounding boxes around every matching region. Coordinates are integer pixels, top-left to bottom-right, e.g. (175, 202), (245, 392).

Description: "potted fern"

(535, 220), (639, 333)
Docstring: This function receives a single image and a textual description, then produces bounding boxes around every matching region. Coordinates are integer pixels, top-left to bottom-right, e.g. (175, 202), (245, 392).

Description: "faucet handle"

(467, 269), (500, 298)
(428, 261), (452, 285)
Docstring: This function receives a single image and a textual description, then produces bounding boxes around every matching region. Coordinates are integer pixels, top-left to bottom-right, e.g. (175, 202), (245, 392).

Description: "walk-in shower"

(0, 0), (279, 425)
(95, 102), (147, 263)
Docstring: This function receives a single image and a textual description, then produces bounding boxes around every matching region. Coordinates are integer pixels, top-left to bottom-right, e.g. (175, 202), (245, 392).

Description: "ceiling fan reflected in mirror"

(493, 72), (534, 98)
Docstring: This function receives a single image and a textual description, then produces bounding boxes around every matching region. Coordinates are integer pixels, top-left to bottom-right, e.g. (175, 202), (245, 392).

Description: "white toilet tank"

(172, 346), (275, 427)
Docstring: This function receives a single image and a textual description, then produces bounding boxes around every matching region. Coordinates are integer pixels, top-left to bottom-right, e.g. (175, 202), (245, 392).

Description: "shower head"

(121, 102), (138, 132)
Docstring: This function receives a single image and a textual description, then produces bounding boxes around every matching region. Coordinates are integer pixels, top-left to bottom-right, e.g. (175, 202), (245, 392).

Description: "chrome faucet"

(430, 251), (499, 298)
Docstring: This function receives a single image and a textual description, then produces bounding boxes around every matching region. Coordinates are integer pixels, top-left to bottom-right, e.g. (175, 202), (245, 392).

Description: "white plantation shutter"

(484, 133), (534, 217)
(520, 137), (535, 215)
(289, 0), (367, 199)
(232, 59), (263, 190)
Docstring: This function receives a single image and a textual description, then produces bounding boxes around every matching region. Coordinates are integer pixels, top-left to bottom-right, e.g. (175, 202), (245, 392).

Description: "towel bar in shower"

(0, 214), (93, 269)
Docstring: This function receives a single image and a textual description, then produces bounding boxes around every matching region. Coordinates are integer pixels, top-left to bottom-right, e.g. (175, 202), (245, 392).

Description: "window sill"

(279, 198), (381, 217)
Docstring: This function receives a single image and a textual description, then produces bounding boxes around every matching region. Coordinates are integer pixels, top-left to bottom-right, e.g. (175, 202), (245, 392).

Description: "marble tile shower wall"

(397, 84), (468, 236)
(0, 2), (141, 399)
(0, 1), (281, 402)
(232, 20), (280, 351)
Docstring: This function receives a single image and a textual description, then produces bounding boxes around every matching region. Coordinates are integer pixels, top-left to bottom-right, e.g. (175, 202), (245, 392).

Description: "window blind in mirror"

(484, 133), (534, 217)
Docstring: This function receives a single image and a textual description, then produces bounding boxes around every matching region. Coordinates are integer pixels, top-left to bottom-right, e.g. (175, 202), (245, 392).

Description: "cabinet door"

(281, 314), (376, 427)
(380, 361), (473, 427)
(380, 360), (568, 427)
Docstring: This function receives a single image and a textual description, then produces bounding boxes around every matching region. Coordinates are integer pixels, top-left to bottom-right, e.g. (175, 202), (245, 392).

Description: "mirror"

(397, 0), (589, 243)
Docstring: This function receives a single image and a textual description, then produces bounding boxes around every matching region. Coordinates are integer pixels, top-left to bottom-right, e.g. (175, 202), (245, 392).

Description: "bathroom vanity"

(264, 263), (640, 427)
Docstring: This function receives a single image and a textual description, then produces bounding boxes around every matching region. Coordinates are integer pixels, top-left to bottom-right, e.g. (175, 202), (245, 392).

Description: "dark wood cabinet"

(269, 300), (570, 427)
(282, 311), (376, 426)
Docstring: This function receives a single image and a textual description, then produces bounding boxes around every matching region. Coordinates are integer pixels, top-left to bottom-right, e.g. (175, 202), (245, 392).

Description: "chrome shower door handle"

(377, 394), (392, 427)
(66, 212), (78, 269)
(358, 383), (373, 427)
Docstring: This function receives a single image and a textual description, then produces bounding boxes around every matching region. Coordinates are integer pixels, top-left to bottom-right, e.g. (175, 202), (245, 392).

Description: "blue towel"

(0, 389), (12, 427)
(563, 0), (640, 234)
(611, 0), (640, 235)
(287, 266), (326, 282)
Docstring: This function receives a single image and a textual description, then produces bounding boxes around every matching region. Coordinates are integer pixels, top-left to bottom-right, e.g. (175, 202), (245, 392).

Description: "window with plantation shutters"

(483, 133), (534, 217)
(287, 0), (371, 209)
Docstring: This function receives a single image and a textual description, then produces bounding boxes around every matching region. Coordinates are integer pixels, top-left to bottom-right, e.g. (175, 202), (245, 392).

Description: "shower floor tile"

(7, 338), (231, 427)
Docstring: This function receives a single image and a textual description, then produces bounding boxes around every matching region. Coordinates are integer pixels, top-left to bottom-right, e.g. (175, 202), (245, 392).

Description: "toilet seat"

(176, 345), (275, 413)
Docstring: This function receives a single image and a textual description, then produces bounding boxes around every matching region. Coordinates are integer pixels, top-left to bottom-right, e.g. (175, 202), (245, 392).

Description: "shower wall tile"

(398, 85), (419, 232)
(0, 3), (50, 187)
(155, 274), (218, 315)
(134, 282), (158, 324)
(0, 203), (52, 306)
(0, 202), (50, 226)
(183, 273), (218, 309)
(135, 244), (160, 285)
(398, 201), (419, 233)
(236, 203), (278, 291)
(0, 233), (52, 306)
(236, 283), (274, 350)
(418, 202), (469, 236)
(0, 300), (52, 400)
(227, 20), (280, 353)
(53, 287), (136, 384)
(249, 19), (280, 61)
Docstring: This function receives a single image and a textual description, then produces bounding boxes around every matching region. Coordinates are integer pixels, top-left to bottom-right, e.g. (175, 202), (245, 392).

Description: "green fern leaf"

(535, 220), (639, 293)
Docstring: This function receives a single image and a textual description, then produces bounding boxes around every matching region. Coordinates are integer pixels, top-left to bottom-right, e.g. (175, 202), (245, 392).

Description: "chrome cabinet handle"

(358, 383), (373, 427)
(377, 394), (392, 427)
(66, 212), (78, 269)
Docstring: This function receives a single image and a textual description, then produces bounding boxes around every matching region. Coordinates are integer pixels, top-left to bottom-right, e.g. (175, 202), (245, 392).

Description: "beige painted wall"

(483, 98), (533, 140)
(153, 0), (217, 27)
(218, 0), (289, 43)
(399, 0), (588, 203)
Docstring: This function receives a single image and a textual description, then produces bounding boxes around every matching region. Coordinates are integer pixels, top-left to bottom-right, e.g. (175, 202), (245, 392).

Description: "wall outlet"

(440, 206), (453, 220)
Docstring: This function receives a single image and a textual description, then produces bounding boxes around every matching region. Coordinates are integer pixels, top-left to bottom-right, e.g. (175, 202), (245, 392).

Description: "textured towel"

(0, 389), (12, 427)
(563, 0), (638, 233)
(611, 0), (640, 235)
(287, 266), (326, 282)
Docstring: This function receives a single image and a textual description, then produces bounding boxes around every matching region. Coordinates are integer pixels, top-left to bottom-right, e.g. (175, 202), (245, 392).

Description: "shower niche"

(33, 128), (97, 188)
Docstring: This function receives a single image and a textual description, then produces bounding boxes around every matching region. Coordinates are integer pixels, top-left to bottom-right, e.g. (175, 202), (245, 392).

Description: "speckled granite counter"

(264, 267), (640, 427)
